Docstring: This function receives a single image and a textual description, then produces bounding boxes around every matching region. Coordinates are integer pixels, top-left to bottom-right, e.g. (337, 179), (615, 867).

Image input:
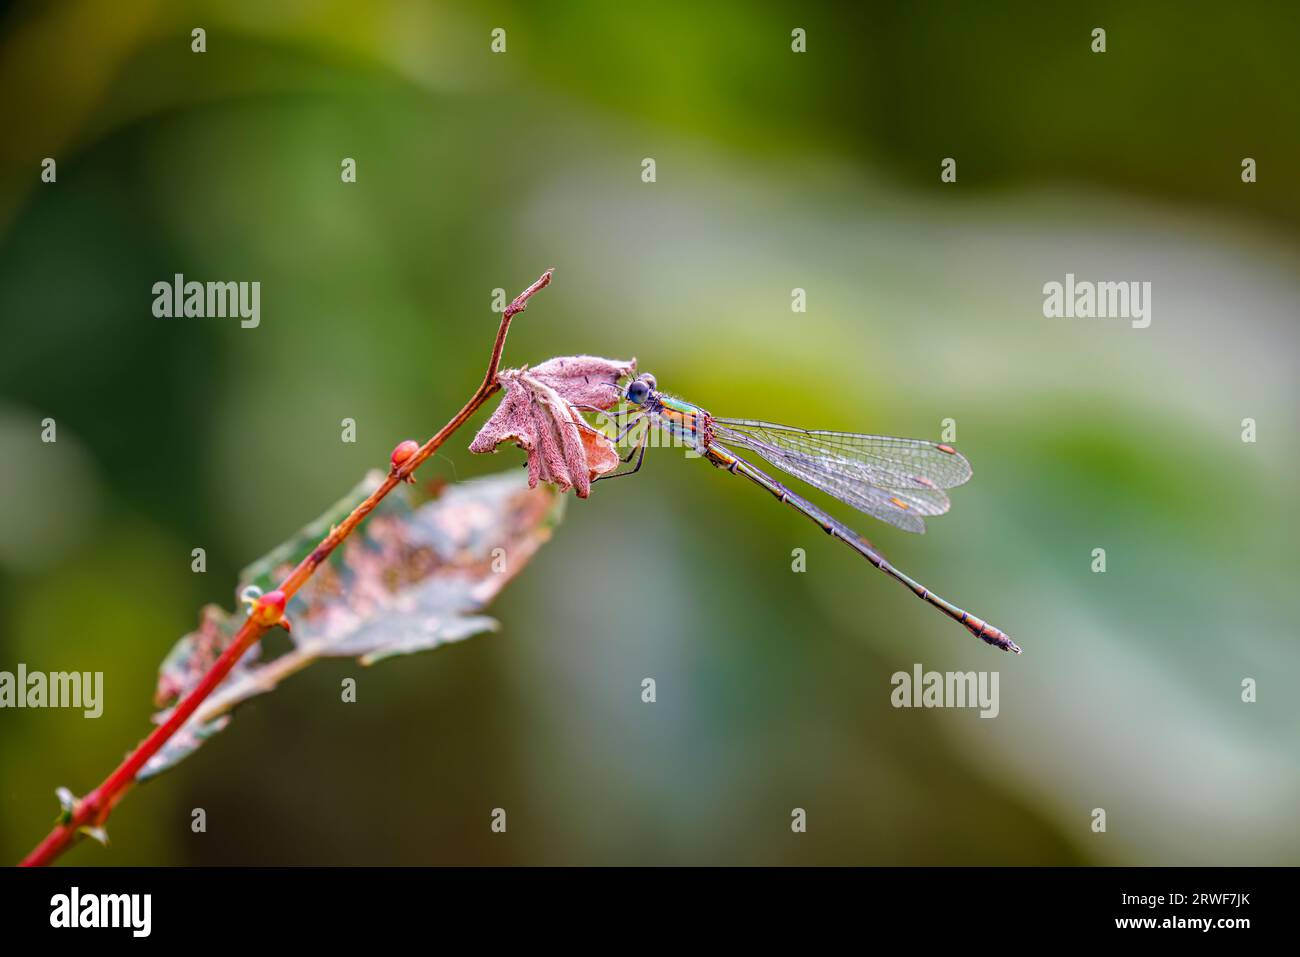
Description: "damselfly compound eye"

(626, 379), (650, 404)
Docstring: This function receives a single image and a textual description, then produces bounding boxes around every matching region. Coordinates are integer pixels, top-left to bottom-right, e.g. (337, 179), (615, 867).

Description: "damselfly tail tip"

(996, 632), (1022, 654)
(969, 620), (1021, 654)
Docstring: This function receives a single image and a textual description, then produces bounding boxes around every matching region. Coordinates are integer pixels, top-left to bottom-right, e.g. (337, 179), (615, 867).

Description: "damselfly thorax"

(642, 392), (715, 454)
(605, 371), (1021, 654)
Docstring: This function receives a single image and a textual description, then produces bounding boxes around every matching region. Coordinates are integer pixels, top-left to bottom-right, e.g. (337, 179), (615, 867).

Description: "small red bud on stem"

(391, 439), (420, 483)
(249, 589), (289, 629)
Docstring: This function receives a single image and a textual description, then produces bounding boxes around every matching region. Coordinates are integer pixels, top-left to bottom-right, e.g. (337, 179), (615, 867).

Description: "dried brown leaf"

(469, 355), (635, 498)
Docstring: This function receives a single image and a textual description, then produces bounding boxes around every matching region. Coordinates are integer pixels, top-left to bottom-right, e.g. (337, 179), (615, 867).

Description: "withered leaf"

(142, 469), (563, 781)
(469, 355), (635, 498)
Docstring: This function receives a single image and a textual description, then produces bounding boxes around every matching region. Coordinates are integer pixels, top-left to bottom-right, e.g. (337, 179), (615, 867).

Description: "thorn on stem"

(78, 825), (109, 847)
(55, 787), (77, 825)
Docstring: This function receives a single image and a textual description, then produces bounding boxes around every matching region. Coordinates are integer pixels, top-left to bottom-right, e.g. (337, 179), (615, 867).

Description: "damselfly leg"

(593, 414), (650, 482)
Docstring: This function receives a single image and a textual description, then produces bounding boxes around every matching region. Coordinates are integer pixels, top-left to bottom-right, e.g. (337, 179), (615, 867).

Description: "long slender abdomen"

(705, 443), (1021, 653)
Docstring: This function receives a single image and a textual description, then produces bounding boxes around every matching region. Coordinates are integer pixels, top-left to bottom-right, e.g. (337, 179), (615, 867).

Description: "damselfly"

(593, 372), (1021, 653)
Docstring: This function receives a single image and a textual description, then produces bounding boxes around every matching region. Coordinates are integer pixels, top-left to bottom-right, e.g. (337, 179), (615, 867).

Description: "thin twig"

(19, 269), (554, 867)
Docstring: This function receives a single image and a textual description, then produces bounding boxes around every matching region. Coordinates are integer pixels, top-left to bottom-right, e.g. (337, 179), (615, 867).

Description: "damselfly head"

(625, 372), (657, 405)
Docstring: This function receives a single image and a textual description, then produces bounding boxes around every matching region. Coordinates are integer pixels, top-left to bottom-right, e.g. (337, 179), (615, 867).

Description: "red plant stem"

(19, 269), (553, 867)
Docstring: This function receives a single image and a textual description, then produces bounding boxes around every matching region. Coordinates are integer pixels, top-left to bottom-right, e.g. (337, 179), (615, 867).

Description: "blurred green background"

(1, 0), (1297, 865)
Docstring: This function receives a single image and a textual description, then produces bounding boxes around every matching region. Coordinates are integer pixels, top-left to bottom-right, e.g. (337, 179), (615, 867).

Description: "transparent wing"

(711, 423), (929, 533)
(711, 419), (972, 490)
